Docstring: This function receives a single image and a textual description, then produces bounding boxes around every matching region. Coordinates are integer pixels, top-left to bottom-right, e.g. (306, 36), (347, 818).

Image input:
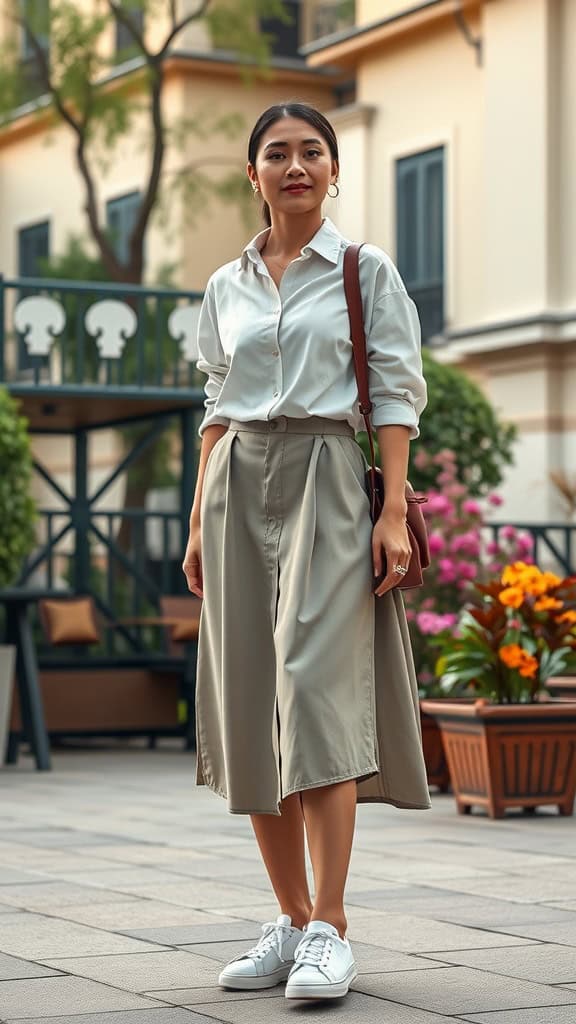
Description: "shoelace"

(294, 930), (334, 969)
(242, 921), (294, 963)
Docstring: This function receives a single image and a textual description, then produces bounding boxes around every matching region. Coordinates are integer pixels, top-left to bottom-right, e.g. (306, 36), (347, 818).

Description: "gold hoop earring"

(328, 182), (340, 198)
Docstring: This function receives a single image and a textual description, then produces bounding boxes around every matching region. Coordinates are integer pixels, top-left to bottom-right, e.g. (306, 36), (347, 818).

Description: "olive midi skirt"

(195, 415), (431, 815)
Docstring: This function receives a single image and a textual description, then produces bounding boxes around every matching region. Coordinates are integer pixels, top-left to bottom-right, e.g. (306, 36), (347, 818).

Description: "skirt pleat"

(195, 417), (431, 815)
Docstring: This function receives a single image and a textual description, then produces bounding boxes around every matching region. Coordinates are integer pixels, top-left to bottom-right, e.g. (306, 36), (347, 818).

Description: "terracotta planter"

(420, 703), (450, 791)
(547, 676), (576, 700)
(421, 698), (576, 819)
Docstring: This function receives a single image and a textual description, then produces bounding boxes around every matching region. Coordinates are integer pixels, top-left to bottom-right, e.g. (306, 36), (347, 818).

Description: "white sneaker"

(285, 919), (357, 1000)
(218, 914), (305, 990)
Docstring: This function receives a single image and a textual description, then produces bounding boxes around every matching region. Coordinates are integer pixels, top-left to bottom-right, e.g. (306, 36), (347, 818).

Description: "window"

(20, 0), (50, 101)
(311, 1), (355, 42)
(115, 6), (145, 59)
(18, 220), (50, 278)
(260, 0), (302, 58)
(396, 147), (444, 343)
(106, 191), (141, 267)
(18, 220), (50, 370)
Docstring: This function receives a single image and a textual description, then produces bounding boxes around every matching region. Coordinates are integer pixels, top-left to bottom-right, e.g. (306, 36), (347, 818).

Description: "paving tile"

(147, 985), (291, 1005)
(371, 842), (573, 873)
(0, 952), (61, 981)
(428, 943), (576, 983)
(6, 1011), (216, 1024)
(461, 1009), (576, 1024)
(353, 966), (576, 1014)
(41, 951), (223, 991)
(0, 830), (137, 848)
(0, 869), (49, 885)
(116, 880), (274, 910)
(342, 912), (535, 952)
(187, 991), (457, 1022)
(422, 870), (576, 903)
(0, 914), (162, 959)
(54, 845), (216, 866)
(40, 902), (222, 931)
(487, 919), (576, 946)
(123, 922), (262, 945)
(0, 977), (159, 1019)
(45, 867), (199, 889)
(0, 882), (124, 910)
(180, 937), (444, 975)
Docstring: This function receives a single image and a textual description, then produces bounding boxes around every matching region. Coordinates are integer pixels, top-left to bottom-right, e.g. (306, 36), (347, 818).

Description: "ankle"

(310, 910), (347, 940)
(282, 904), (313, 931)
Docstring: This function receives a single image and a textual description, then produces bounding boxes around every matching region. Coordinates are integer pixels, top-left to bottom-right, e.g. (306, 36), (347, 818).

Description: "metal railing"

(0, 275), (204, 395)
(486, 522), (575, 576)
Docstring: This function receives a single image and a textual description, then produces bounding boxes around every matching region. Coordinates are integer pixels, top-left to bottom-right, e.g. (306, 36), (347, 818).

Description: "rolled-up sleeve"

(196, 277), (230, 438)
(366, 287), (427, 440)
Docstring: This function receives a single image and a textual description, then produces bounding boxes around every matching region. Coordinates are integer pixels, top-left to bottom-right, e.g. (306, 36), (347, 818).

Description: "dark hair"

(248, 102), (339, 227)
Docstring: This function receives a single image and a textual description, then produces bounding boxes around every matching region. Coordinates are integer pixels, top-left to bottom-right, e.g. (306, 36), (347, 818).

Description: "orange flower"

(499, 644), (524, 668)
(499, 586), (525, 609)
(518, 655), (539, 679)
(557, 610), (576, 625)
(499, 644), (539, 679)
(534, 596), (564, 612)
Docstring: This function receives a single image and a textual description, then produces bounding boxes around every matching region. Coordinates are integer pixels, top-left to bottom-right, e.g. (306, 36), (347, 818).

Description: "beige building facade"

(306, 0), (576, 524)
(1, 0), (574, 531)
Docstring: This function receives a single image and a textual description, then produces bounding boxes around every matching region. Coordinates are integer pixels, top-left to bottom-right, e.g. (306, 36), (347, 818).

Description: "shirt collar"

(240, 216), (344, 270)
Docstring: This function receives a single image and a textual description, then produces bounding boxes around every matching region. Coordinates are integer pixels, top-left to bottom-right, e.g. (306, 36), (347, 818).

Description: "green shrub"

(358, 350), (516, 496)
(0, 388), (37, 588)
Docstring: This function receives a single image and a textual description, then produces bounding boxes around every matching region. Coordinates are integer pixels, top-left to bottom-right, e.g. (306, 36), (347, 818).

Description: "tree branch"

(107, 0), (149, 59)
(158, 0), (212, 59)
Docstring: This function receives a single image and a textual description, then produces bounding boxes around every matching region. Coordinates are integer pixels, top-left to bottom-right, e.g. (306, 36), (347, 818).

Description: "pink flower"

(405, 608), (416, 621)
(413, 450), (429, 469)
(421, 597), (435, 610)
(462, 499), (481, 516)
(517, 533), (534, 551)
(487, 561), (503, 573)
(428, 532), (445, 555)
(445, 483), (468, 499)
(488, 493), (504, 506)
(438, 557), (458, 584)
(486, 540), (501, 555)
(416, 611), (458, 635)
(500, 525), (517, 540)
(451, 531), (481, 557)
(509, 618), (522, 629)
(426, 494), (454, 517)
(458, 561), (478, 581)
(437, 470), (456, 486)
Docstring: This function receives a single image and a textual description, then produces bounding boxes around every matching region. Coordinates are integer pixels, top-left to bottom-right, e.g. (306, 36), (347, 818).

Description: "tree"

(0, 0), (291, 284)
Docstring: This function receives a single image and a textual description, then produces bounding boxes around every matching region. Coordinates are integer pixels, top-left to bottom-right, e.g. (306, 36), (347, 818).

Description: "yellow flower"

(499, 586), (525, 609)
(502, 562), (532, 586)
(534, 596), (564, 612)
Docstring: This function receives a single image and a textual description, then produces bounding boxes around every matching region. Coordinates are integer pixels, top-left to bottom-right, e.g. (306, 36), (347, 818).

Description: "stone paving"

(0, 744), (575, 1023)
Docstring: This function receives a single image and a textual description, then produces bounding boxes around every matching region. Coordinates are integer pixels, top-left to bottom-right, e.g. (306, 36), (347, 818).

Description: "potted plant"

(422, 561), (576, 818)
(403, 448), (535, 791)
(0, 387), (37, 763)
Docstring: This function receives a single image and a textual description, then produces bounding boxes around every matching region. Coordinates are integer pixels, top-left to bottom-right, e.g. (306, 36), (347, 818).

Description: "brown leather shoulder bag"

(343, 242), (430, 589)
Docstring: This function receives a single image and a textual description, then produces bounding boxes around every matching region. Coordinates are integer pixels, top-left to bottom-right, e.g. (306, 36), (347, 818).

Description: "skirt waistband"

(229, 416), (354, 438)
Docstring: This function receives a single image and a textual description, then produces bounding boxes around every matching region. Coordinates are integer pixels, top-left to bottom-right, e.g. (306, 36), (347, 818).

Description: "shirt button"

(273, 391), (279, 398)
(273, 350), (279, 358)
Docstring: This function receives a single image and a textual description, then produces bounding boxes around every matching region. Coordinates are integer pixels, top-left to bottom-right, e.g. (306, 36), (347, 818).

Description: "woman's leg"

(300, 779), (357, 939)
(250, 792), (313, 930)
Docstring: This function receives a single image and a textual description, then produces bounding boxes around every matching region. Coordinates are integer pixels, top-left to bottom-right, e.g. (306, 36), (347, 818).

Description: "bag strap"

(343, 243), (379, 487)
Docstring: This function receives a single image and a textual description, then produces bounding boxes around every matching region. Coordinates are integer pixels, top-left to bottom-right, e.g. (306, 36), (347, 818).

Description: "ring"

(393, 564), (408, 576)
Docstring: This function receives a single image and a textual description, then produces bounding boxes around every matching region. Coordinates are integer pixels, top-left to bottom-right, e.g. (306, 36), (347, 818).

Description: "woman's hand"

(182, 525), (203, 598)
(372, 507), (411, 597)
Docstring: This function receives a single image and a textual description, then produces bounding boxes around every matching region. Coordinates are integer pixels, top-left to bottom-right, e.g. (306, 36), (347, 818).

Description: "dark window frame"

(106, 190), (142, 268)
(17, 219), (51, 371)
(395, 146), (445, 344)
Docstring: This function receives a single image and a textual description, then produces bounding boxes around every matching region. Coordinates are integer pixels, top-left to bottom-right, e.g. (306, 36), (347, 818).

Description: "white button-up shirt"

(196, 217), (426, 439)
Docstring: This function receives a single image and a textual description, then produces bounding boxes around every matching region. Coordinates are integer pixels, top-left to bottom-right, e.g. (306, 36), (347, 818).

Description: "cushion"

(41, 598), (100, 646)
(170, 618), (199, 642)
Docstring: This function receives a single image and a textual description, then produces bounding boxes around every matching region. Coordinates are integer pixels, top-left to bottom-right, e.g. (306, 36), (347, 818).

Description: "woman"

(182, 102), (430, 1002)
